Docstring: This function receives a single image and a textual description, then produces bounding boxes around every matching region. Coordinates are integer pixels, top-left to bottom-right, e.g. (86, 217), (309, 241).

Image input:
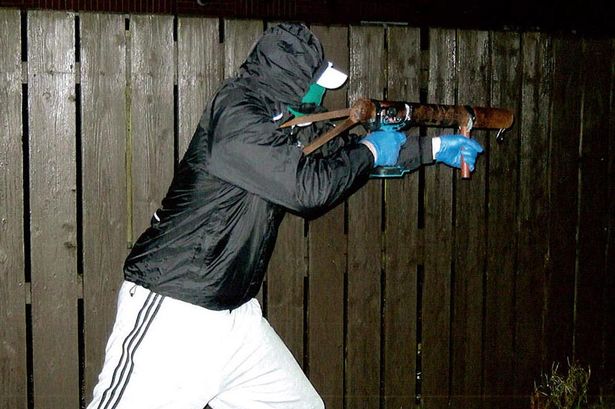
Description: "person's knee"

(307, 392), (325, 409)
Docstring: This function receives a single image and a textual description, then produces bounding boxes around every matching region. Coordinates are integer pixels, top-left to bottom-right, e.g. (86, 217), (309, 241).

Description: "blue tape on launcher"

(364, 101), (413, 178)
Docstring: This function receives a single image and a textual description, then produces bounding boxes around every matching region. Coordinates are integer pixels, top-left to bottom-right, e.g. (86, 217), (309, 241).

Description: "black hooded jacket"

(123, 23), (427, 310)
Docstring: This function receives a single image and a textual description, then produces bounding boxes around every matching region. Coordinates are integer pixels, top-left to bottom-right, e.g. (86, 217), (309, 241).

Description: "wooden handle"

(459, 125), (471, 179)
(280, 107), (352, 128)
(302, 99), (376, 155)
(303, 117), (357, 155)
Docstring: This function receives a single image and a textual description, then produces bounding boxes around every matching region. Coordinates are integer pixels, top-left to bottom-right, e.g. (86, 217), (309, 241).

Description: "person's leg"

(86, 281), (229, 409)
(87, 283), (323, 409)
(208, 300), (324, 409)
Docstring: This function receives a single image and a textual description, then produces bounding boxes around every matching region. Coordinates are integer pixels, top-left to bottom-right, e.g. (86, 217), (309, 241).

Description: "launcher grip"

(459, 125), (471, 179)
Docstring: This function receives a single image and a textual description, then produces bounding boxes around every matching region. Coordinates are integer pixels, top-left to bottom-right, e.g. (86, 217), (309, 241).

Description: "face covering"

(288, 83), (326, 117)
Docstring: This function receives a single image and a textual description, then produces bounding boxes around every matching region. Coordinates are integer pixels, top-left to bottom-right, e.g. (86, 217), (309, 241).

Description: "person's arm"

(392, 135), (435, 173)
(207, 97), (374, 215)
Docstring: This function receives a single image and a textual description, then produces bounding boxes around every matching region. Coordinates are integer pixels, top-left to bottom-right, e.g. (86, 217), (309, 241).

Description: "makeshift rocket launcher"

(281, 98), (515, 178)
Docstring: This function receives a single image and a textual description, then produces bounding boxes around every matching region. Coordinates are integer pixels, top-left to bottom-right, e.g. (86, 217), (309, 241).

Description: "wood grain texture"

(484, 30), (521, 409)
(306, 24), (348, 409)
(0, 11), (614, 407)
(223, 19), (262, 79)
(451, 29), (489, 409)
(515, 31), (553, 400)
(346, 24), (386, 409)
(222, 18), (265, 305)
(266, 212), (306, 364)
(0, 9), (27, 409)
(573, 38), (613, 393)
(604, 39), (615, 391)
(177, 17), (222, 158)
(264, 19), (308, 365)
(421, 27), (456, 409)
(383, 25), (421, 409)
(129, 14), (175, 240)
(79, 12), (128, 401)
(27, 10), (80, 409)
(544, 34), (582, 369)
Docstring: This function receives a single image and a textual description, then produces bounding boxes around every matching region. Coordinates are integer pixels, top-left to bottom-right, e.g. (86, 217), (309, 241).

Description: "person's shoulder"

(217, 78), (258, 100)
(214, 80), (269, 118)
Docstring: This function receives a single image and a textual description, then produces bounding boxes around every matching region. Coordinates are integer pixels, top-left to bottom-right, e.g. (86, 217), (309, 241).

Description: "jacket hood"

(238, 23), (328, 108)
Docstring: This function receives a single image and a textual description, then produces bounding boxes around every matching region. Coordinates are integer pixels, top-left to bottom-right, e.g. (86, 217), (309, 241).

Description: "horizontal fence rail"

(1, 0), (614, 36)
(0, 9), (614, 409)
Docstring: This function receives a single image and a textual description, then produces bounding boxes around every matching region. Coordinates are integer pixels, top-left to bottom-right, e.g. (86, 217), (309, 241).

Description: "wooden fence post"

(383, 25), (421, 409)
(346, 24), (386, 409)
(422, 27), (456, 409)
(0, 8), (27, 409)
(451, 29), (490, 409)
(28, 10), (80, 408)
(307, 24), (349, 409)
(484, 30), (522, 409)
(80, 12), (129, 402)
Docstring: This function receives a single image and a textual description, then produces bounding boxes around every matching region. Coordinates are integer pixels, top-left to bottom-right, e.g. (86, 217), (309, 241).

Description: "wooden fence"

(1, 9), (614, 409)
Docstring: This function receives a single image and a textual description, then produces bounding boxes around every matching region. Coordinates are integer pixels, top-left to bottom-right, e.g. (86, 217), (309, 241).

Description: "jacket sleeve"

(397, 135), (435, 172)
(206, 96), (374, 216)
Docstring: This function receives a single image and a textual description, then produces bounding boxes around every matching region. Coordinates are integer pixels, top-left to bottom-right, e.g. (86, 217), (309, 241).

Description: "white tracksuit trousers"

(86, 281), (324, 409)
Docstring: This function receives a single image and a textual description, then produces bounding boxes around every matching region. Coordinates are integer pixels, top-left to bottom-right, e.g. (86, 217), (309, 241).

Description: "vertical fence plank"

(421, 27), (456, 409)
(261, 19), (306, 354)
(605, 38), (615, 393)
(223, 19), (262, 79)
(515, 31), (553, 400)
(80, 12), (128, 401)
(545, 34), (582, 369)
(485, 30), (521, 409)
(129, 14), (175, 239)
(383, 25), (421, 409)
(307, 24), (349, 409)
(264, 19), (307, 363)
(28, 10), (79, 408)
(0, 9), (27, 409)
(256, 19), (306, 359)
(267, 212), (306, 363)
(346, 24), (386, 409)
(222, 18), (265, 305)
(451, 29), (489, 409)
(574, 38), (613, 393)
(177, 17), (222, 158)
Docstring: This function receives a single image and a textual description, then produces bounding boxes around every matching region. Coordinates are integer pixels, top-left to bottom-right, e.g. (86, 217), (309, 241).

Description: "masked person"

(87, 23), (483, 409)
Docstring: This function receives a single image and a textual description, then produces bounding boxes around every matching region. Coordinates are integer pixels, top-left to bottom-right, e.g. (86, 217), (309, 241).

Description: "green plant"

(531, 360), (591, 409)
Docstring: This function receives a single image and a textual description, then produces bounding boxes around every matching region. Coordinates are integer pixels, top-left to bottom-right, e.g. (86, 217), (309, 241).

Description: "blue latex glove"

(435, 134), (484, 171)
(360, 130), (407, 167)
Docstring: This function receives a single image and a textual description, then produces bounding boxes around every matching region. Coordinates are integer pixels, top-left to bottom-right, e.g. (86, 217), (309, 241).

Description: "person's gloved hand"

(360, 130), (407, 167)
(433, 135), (484, 171)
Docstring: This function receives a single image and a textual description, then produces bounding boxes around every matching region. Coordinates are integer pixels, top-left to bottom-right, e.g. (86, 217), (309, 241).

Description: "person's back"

(123, 23), (371, 311)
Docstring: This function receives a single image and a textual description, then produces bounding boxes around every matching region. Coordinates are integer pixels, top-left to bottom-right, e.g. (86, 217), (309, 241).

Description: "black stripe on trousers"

(97, 291), (165, 409)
